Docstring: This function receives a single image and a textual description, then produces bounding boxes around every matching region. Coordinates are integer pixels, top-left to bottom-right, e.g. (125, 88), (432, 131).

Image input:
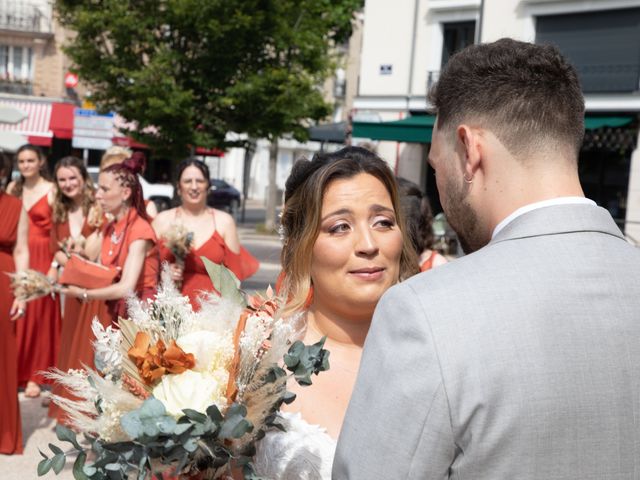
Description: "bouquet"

(7, 269), (57, 302)
(39, 259), (329, 480)
(162, 224), (194, 269)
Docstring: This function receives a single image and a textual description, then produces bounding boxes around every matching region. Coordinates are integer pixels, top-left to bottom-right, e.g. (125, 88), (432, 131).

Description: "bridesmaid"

(100, 146), (158, 219)
(152, 159), (258, 310)
(7, 144), (61, 399)
(61, 155), (159, 322)
(46, 156), (111, 425)
(0, 153), (28, 455)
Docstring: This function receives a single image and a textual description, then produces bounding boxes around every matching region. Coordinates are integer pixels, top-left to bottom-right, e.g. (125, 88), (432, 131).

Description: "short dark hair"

(428, 38), (585, 157)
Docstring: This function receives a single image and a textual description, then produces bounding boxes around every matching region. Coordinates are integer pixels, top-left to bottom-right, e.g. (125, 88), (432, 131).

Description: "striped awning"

(0, 99), (53, 146)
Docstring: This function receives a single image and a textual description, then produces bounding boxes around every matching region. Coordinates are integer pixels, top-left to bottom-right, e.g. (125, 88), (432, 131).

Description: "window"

(441, 21), (475, 68)
(0, 44), (33, 81)
(536, 8), (640, 93)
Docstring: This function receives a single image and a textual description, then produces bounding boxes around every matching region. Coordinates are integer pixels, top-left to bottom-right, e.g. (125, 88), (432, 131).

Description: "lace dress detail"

(253, 412), (336, 480)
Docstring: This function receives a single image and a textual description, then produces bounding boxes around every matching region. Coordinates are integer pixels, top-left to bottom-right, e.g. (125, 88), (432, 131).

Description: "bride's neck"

(306, 307), (371, 348)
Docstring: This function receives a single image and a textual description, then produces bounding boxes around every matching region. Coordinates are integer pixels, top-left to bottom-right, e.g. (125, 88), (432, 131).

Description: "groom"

(333, 38), (640, 479)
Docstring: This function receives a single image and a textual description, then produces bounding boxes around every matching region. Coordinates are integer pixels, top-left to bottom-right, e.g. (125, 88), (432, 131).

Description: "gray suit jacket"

(333, 204), (640, 479)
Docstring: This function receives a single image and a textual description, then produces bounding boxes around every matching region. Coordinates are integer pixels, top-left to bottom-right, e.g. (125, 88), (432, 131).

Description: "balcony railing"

(0, 79), (33, 95)
(0, 2), (52, 34)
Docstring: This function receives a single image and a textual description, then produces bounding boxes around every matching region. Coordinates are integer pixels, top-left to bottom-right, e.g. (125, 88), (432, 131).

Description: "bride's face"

(310, 173), (403, 319)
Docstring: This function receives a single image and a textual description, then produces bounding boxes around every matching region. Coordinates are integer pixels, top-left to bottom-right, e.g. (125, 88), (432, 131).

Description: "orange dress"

(101, 208), (159, 321)
(16, 193), (61, 387)
(158, 218), (259, 310)
(0, 193), (24, 455)
(48, 218), (111, 425)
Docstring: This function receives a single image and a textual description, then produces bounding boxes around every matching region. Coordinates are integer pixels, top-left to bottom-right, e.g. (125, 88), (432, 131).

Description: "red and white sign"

(64, 72), (79, 89)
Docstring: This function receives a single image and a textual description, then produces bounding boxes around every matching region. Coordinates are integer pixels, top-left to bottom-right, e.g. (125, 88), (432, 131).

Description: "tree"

(55, 0), (362, 164)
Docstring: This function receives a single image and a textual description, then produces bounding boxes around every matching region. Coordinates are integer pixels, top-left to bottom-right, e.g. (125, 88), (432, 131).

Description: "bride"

(253, 146), (418, 479)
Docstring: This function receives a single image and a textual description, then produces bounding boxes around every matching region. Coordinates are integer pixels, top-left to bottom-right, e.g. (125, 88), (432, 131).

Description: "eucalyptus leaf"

(73, 452), (89, 480)
(121, 411), (143, 438)
(173, 423), (192, 436)
(49, 443), (64, 456)
(206, 404), (223, 423)
(181, 409), (207, 424)
(56, 424), (84, 451)
(202, 257), (245, 306)
(51, 453), (66, 474)
(37, 458), (53, 476)
(38, 448), (49, 460)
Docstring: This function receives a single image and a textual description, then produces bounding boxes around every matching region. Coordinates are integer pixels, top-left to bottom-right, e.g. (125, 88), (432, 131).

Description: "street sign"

(72, 108), (114, 150)
(64, 72), (79, 89)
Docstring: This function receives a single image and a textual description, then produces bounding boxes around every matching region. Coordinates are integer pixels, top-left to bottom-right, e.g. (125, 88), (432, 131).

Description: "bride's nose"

(354, 227), (378, 256)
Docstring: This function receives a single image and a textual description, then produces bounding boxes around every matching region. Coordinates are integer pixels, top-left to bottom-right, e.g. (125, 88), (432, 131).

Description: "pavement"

(0, 205), (282, 479)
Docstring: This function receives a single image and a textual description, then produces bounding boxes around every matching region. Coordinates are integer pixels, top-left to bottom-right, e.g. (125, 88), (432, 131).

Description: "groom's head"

(427, 38), (585, 253)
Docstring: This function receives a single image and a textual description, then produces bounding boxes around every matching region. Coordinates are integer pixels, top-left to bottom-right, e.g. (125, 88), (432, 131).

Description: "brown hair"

(12, 144), (50, 198)
(102, 152), (149, 221)
(397, 177), (435, 253)
(280, 146), (418, 314)
(52, 156), (96, 223)
(0, 152), (12, 192)
(428, 38), (585, 158)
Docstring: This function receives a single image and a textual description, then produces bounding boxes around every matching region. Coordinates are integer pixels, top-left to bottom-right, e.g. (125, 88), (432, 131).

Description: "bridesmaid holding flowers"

(153, 159), (258, 310)
(46, 156), (111, 425)
(7, 144), (61, 399)
(0, 153), (28, 455)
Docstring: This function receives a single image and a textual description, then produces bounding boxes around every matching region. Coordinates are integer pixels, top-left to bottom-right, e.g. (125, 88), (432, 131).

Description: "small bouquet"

(39, 259), (329, 480)
(59, 235), (87, 258)
(7, 269), (57, 302)
(163, 223), (194, 269)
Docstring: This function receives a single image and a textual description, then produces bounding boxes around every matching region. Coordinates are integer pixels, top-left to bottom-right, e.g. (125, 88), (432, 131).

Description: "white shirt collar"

(492, 197), (597, 239)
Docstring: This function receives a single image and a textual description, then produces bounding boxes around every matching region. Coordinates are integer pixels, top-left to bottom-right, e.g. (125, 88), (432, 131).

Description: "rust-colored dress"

(48, 217), (111, 425)
(158, 213), (259, 310)
(0, 193), (24, 455)
(101, 208), (159, 321)
(16, 193), (61, 387)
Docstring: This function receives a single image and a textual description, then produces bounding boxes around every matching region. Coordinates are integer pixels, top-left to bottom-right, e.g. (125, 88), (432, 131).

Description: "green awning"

(353, 115), (435, 143)
(353, 114), (635, 144)
(584, 116), (634, 130)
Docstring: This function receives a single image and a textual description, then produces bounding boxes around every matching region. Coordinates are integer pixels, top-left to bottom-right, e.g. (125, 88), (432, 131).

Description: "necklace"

(108, 229), (124, 256)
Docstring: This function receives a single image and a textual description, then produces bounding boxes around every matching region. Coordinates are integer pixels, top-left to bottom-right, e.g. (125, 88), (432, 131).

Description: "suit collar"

(490, 203), (625, 245)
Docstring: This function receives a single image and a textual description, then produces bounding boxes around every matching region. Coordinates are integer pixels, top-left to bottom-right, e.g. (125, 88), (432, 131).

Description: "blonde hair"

(100, 146), (132, 170)
(280, 147), (418, 315)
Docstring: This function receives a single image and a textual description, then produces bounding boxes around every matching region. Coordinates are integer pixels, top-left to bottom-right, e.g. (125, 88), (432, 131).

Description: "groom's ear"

(455, 124), (484, 179)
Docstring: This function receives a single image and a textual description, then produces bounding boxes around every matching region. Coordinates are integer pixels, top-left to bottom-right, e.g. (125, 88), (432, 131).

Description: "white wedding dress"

(253, 411), (336, 479)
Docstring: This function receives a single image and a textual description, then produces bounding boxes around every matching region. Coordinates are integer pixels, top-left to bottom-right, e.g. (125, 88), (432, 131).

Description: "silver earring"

(463, 174), (474, 184)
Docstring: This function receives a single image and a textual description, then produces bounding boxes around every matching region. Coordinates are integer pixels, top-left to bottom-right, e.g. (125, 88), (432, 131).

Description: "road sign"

(72, 108), (114, 150)
(64, 72), (79, 89)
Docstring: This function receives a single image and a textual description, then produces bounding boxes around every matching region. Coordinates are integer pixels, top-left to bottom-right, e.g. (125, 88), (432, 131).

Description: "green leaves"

(202, 257), (246, 307)
(284, 337), (331, 386)
(121, 398), (177, 439)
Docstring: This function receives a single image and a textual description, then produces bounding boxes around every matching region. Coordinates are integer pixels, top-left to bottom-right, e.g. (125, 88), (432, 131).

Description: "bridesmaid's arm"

(10, 207), (29, 320)
(83, 230), (103, 262)
(216, 210), (241, 254)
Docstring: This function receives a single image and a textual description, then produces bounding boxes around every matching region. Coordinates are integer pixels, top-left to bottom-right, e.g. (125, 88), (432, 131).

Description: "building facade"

(353, 0), (640, 243)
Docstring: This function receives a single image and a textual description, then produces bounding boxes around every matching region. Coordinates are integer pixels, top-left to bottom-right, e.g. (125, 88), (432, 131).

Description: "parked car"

(87, 166), (174, 212)
(207, 178), (241, 214)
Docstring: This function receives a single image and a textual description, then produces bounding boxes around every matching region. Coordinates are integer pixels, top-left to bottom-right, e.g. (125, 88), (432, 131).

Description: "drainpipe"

(406, 0), (420, 113)
(475, 0), (485, 44)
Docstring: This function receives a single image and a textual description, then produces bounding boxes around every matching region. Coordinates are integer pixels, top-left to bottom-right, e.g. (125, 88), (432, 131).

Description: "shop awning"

(353, 115), (435, 144)
(309, 121), (347, 144)
(0, 99), (53, 146)
(353, 114), (637, 144)
(584, 116), (634, 130)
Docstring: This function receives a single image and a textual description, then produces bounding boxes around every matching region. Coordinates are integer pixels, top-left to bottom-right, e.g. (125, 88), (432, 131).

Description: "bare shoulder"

(152, 207), (177, 233)
(212, 208), (236, 230)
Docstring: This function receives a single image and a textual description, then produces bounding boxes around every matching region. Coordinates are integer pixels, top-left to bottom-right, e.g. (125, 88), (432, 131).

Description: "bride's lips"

(348, 266), (385, 281)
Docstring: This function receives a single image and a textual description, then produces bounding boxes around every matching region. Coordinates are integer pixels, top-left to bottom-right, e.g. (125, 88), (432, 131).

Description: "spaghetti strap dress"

(158, 210), (259, 310)
(16, 193), (61, 387)
(48, 218), (111, 425)
(0, 193), (24, 455)
(101, 208), (159, 322)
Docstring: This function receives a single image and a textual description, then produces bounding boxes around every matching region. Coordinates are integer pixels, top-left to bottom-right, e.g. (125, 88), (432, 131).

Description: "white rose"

(152, 370), (220, 418)
(176, 331), (233, 373)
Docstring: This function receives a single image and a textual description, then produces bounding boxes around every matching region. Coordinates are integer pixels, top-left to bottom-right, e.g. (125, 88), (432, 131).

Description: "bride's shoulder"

(254, 412), (335, 480)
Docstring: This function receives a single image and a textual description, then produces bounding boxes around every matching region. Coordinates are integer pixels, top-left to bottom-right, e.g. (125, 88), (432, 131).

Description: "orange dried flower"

(128, 332), (196, 386)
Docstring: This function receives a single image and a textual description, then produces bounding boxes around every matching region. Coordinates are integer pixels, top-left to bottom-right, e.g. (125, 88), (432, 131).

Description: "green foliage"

(284, 336), (331, 385)
(202, 257), (246, 307)
(55, 0), (363, 157)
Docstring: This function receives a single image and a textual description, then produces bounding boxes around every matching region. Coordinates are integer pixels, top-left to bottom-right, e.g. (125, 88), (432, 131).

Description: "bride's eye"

(328, 222), (350, 234)
(373, 216), (396, 229)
